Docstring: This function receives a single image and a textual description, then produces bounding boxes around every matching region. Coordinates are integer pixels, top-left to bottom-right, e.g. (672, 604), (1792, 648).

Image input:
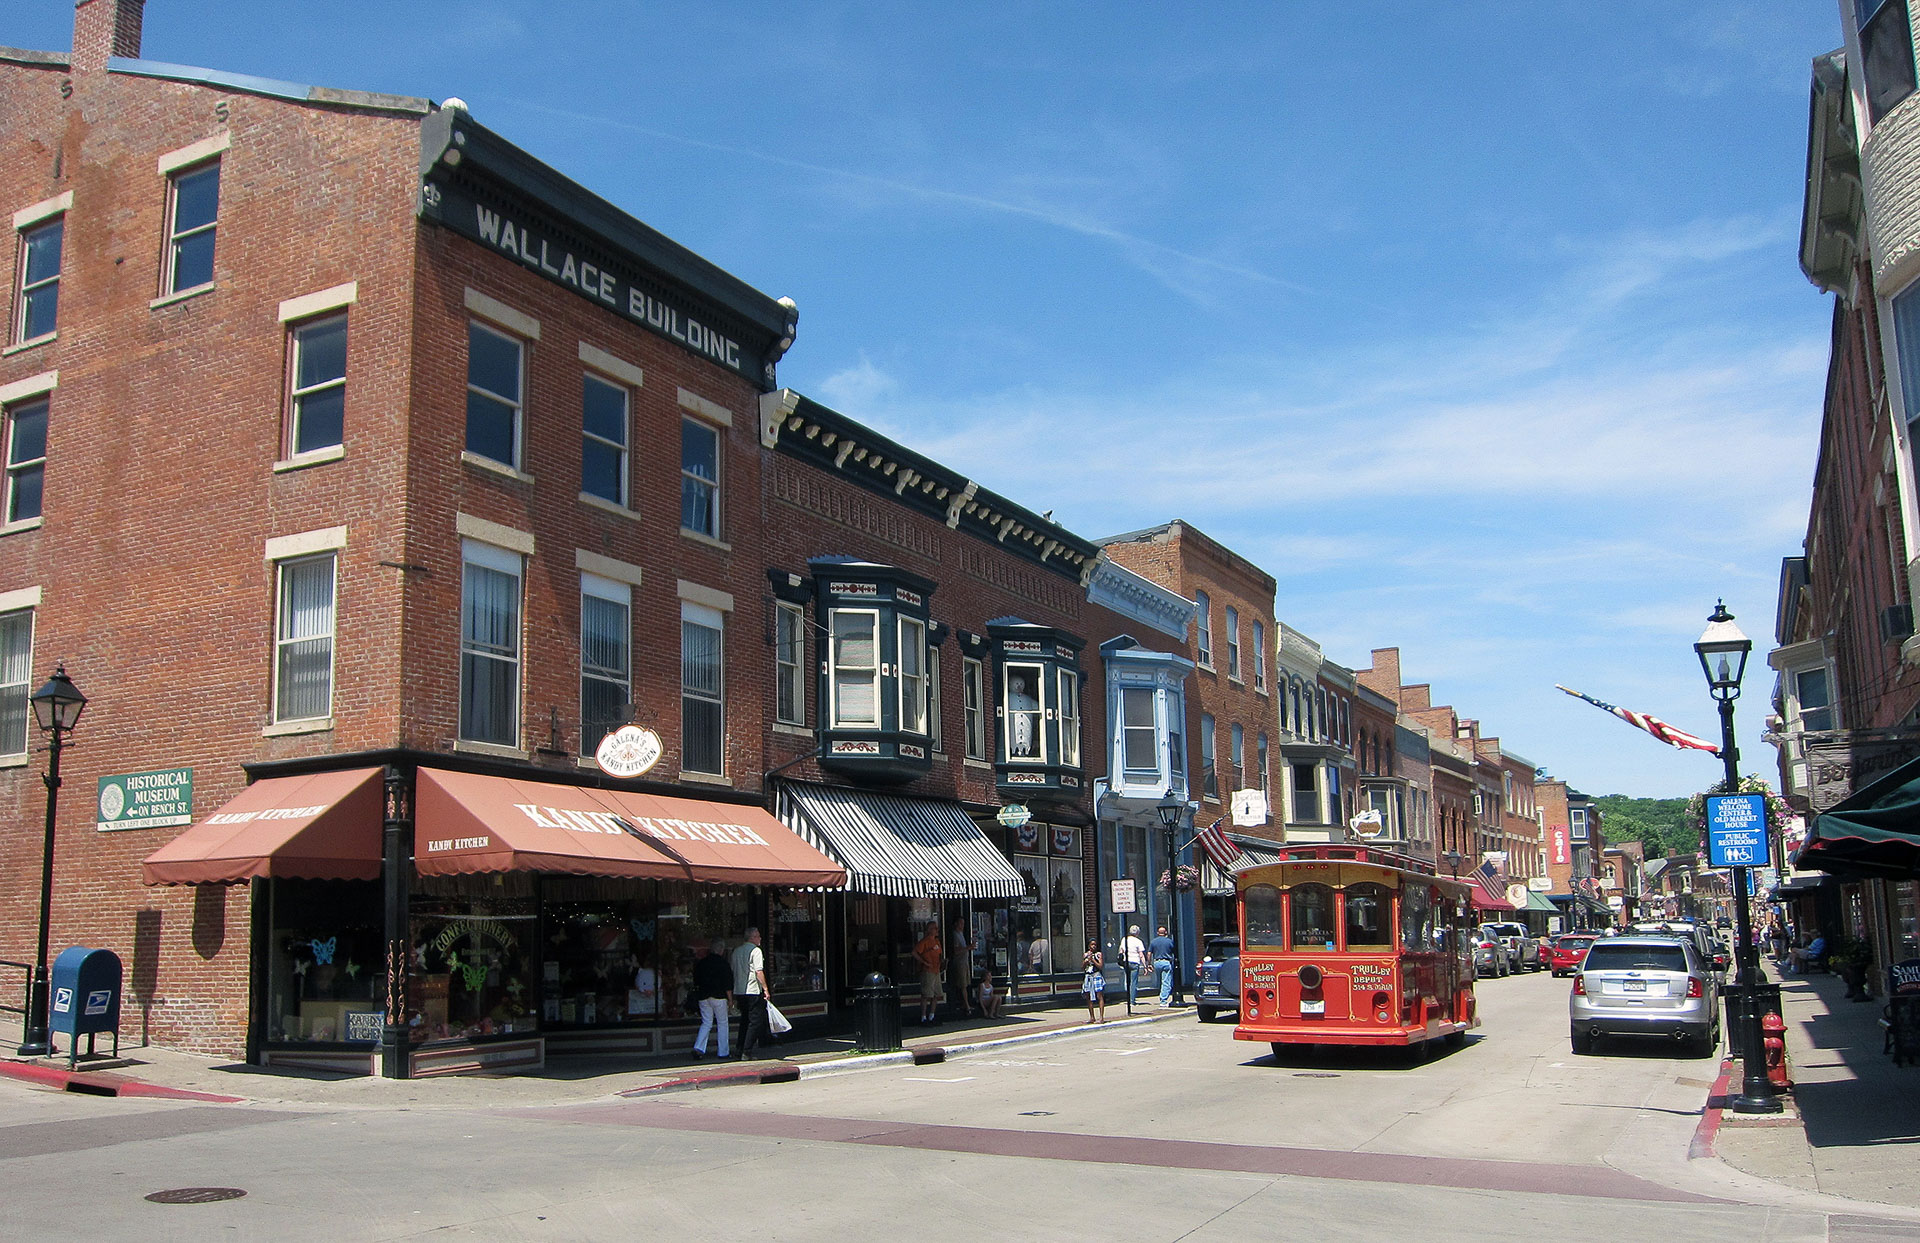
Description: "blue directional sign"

(1706, 792), (1770, 868)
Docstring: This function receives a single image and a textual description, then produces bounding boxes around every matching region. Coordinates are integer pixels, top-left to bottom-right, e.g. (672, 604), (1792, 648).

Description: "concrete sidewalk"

(0, 999), (1187, 1109)
(1708, 965), (1920, 1210)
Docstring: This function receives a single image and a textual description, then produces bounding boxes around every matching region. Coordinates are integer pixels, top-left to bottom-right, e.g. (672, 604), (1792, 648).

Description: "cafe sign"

(97, 767), (193, 832)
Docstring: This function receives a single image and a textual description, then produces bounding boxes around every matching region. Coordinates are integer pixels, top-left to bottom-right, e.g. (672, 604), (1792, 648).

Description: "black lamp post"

(1695, 601), (1780, 1115)
(1442, 850), (1463, 881)
(1155, 793), (1187, 1007)
(16, 663), (86, 1058)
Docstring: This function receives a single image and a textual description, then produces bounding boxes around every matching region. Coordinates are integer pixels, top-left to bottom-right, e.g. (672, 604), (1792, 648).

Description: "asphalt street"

(0, 969), (1910, 1241)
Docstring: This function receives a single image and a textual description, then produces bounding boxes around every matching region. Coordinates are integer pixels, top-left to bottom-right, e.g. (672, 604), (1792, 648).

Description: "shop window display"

(407, 875), (538, 1043)
(767, 889), (826, 994)
(1048, 855), (1083, 973)
(541, 878), (750, 1027)
(267, 878), (383, 1044)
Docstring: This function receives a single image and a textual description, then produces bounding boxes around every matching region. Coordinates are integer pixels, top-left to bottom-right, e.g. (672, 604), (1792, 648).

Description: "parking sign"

(1706, 792), (1770, 868)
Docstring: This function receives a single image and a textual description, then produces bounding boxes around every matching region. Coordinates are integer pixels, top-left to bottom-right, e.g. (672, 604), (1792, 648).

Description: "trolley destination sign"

(1706, 792), (1771, 868)
(97, 767), (193, 832)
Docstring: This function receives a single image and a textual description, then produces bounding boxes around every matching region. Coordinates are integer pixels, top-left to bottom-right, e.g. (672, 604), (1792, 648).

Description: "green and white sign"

(97, 767), (193, 832)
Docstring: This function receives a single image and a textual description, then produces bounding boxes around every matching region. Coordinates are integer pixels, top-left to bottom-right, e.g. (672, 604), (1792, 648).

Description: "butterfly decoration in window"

(308, 937), (337, 965)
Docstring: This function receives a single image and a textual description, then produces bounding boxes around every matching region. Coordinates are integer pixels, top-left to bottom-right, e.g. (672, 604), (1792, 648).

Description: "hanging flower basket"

(1159, 865), (1200, 892)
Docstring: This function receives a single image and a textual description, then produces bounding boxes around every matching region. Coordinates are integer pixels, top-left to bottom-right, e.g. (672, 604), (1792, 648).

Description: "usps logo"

(52, 986), (73, 1014)
(85, 989), (111, 1017)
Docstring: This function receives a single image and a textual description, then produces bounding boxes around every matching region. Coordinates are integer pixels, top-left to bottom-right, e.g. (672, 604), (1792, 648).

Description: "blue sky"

(11, 3), (1844, 798)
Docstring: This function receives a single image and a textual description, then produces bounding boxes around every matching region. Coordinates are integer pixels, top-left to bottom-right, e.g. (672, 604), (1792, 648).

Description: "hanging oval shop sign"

(996, 803), (1032, 829)
(595, 725), (664, 778)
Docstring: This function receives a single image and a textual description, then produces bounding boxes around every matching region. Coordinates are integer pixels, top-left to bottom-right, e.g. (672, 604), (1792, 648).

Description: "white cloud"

(818, 355), (898, 409)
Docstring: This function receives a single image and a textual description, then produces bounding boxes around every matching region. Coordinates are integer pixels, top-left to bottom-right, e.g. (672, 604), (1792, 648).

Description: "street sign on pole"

(1706, 792), (1770, 869)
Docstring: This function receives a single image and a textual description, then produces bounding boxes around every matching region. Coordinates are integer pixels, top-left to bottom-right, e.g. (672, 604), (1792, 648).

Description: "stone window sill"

(274, 445), (344, 473)
(461, 451), (534, 485)
(263, 718), (332, 737)
(150, 283), (215, 310)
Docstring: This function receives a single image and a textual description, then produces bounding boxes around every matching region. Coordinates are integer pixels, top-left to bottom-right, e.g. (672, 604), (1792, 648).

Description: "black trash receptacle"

(854, 972), (902, 1053)
(1724, 983), (1784, 1057)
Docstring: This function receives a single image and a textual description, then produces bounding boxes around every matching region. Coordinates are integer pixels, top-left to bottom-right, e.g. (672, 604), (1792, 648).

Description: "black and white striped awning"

(777, 781), (1026, 899)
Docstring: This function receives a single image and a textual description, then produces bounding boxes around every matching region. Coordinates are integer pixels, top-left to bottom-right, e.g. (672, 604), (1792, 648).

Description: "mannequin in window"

(1008, 674), (1039, 757)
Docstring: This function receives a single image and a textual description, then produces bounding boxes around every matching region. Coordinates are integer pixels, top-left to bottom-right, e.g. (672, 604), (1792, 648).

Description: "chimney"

(73, 0), (145, 74)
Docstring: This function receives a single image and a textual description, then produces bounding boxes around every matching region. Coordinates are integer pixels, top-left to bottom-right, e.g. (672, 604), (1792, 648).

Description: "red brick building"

(1, 2), (1166, 1075)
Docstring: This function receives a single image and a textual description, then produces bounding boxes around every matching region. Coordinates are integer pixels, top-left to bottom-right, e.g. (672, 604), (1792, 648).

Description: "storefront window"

(1290, 883), (1335, 951)
(1345, 883), (1393, 951)
(1244, 884), (1282, 946)
(767, 889), (826, 994)
(408, 875), (538, 1042)
(540, 877), (750, 1027)
(1048, 855), (1083, 973)
(1012, 855), (1051, 973)
(267, 878), (382, 1044)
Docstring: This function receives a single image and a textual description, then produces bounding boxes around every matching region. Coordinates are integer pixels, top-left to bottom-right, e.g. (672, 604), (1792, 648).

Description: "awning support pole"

(380, 765), (413, 1080)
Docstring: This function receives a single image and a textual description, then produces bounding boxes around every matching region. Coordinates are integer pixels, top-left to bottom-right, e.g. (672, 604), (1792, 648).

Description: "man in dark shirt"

(690, 939), (734, 1059)
(1149, 925), (1177, 1007)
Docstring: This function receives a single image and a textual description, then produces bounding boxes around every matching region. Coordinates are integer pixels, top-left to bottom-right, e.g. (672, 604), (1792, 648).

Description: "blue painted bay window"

(1100, 635), (1193, 801)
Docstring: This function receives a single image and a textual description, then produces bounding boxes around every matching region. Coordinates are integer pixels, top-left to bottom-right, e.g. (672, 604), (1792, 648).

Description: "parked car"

(1194, 935), (1240, 1023)
(1630, 922), (1724, 977)
(1570, 934), (1721, 1056)
(1546, 932), (1600, 977)
(1480, 921), (1540, 973)
(1471, 928), (1507, 978)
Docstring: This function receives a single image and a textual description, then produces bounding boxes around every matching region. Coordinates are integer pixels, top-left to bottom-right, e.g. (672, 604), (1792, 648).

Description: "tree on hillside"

(1590, 795), (1692, 858)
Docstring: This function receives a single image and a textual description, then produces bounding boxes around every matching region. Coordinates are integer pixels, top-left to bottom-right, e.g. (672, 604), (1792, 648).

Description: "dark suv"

(1195, 935), (1240, 1023)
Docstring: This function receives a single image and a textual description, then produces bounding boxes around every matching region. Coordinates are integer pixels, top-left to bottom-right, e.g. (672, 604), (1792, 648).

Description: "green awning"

(1800, 754), (1920, 880)
(1521, 888), (1559, 913)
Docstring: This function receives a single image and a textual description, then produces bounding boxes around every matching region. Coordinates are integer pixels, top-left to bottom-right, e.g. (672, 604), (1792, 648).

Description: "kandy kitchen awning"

(142, 767), (386, 885)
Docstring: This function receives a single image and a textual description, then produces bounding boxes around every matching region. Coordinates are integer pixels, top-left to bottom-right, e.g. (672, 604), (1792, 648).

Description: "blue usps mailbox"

(49, 946), (122, 1068)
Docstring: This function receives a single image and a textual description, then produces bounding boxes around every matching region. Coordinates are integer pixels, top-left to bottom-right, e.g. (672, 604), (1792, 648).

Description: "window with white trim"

(460, 539), (522, 746)
(1257, 732), (1270, 796)
(582, 372), (629, 506)
(1252, 621), (1266, 692)
(1226, 606), (1240, 679)
(681, 601), (725, 774)
(775, 601), (805, 726)
(1859, 0), (1917, 123)
(899, 616), (928, 735)
(164, 160), (219, 294)
(829, 609), (880, 728)
(1793, 666), (1834, 732)
(1195, 590), (1212, 666)
(273, 553), (335, 723)
(14, 218), (61, 344)
(1200, 712), (1218, 798)
(4, 395), (45, 524)
(287, 314), (347, 457)
(466, 321), (523, 468)
(0, 608), (32, 757)
(681, 416), (720, 537)
(963, 656), (987, 760)
(580, 573), (631, 754)
(1121, 686), (1157, 777)
(1058, 668), (1079, 768)
(1004, 661), (1047, 761)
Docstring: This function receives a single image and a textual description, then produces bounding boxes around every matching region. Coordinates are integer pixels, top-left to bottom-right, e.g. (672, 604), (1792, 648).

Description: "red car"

(1546, 932), (1600, 977)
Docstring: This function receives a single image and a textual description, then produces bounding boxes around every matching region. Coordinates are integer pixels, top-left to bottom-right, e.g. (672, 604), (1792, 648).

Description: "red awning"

(1468, 871), (1518, 913)
(413, 768), (846, 887)
(142, 767), (386, 885)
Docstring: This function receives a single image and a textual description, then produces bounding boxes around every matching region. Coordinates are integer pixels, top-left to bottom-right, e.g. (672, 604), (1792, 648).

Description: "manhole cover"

(1292, 1073), (1341, 1079)
(1019, 1110), (1055, 1116)
(144, 1188), (247, 1205)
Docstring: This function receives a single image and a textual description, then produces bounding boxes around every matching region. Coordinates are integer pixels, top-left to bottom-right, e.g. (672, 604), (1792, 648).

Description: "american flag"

(1193, 818), (1242, 869)
(1555, 684), (1720, 754)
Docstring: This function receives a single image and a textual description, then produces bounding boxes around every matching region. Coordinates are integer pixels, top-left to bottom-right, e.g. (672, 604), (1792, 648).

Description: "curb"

(0, 1059), (244, 1103)
(1688, 1059), (1734, 1160)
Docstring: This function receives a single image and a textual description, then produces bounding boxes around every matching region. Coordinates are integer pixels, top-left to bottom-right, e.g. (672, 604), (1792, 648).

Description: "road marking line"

(901, 1076), (975, 1083)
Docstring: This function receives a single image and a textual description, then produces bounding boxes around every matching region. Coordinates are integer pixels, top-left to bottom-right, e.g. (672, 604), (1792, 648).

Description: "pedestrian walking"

(1082, 939), (1107, 1023)
(1149, 924), (1176, 1007)
(689, 938), (733, 1059)
(1121, 924), (1148, 1013)
(730, 926), (770, 1060)
(948, 917), (978, 1017)
(914, 923), (944, 1025)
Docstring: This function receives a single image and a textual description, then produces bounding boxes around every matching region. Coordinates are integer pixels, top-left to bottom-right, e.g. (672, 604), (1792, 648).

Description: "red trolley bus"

(1232, 843), (1479, 1056)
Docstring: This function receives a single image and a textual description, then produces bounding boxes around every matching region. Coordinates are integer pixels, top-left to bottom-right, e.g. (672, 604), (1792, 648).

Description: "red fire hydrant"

(1761, 1012), (1790, 1089)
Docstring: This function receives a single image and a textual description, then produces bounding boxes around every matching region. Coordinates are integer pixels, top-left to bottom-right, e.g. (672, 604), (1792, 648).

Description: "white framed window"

(1004, 661), (1047, 761)
(0, 608), (32, 757)
(963, 656), (987, 760)
(466, 321), (524, 468)
(681, 601), (725, 774)
(273, 553), (335, 723)
(1195, 590), (1212, 667)
(580, 572), (631, 754)
(1200, 713), (1218, 798)
(1291, 762), (1318, 823)
(460, 539), (523, 746)
(1859, 0), (1917, 123)
(14, 218), (61, 344)
(581, 372), (629, 507)
(775, 601), (806, 726)
(1058, 668), (1079, 768)
(928, 646), (943, 752)
(1226, 606), (1240, 679)
(287, 314), (347, 457)
(164, 160), (220, 295)
(1121, 686), (1157, 776)
(829, 609), (880, 728)
(1570, 808), (1589, 841)
(899, 617), (928, 735)
(3, 395), (46, 524)
(1793, 666), (1834, 732)
(1252, 621), (1266, 692)
(681, 416), (720, 537)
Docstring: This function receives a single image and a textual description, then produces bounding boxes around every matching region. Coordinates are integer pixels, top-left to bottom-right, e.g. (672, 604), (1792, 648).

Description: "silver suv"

(1570, 934), (1720, 1057)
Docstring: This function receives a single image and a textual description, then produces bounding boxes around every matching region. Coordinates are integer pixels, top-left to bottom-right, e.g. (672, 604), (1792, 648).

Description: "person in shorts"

(914, 923), (944, 1025)
(1082, 939), (1107, 1024)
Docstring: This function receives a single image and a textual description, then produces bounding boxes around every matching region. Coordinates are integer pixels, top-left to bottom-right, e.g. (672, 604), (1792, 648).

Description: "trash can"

(853, 972), (902, 1053)
(1724, 983), (1783, 1058)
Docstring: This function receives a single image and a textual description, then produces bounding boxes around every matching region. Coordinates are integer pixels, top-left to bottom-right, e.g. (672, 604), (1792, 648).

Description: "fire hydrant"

(1761, 1011), (1790, 1089)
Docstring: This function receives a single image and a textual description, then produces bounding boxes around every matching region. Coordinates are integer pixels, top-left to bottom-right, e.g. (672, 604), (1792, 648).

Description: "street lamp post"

(1696, 602), (1780, 1115)
(1156, 793), (1187, 1007)
(16, 664), (87, 1058)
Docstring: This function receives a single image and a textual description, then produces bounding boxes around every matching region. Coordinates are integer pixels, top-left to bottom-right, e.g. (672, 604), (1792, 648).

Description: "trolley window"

(1290, 883), (1335, 951)
(1244, 884), (1283, 947)
(1400, 882), (1433, 952)
(1343, 883), (1392, 951)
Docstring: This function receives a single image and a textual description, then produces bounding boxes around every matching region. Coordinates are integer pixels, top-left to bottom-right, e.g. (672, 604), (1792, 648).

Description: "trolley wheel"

(1446, 1028), (1467, 1050)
